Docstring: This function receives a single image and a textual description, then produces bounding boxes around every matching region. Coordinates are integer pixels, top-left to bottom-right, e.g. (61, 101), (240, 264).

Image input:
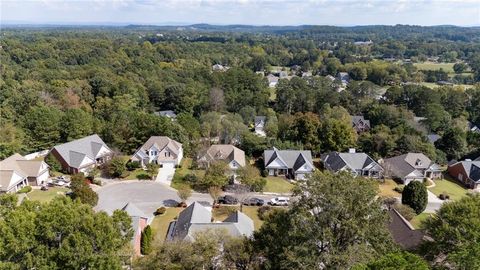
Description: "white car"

(269, 197), (289, 206)
(54, 180), (66, 187)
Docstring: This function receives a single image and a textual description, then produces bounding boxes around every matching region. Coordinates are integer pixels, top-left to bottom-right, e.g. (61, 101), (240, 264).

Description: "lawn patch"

(171, 158), (205, 189)
(378, 179), (401, 198)
(410, 213), (432, 229)
(414, 62), (455, 72)
(150, 207), (183, 247)
(263, 177), (294, 193)
(27, 187), (69, 203)
(429, 177), (468, 201)
(213, 205), (264, 230)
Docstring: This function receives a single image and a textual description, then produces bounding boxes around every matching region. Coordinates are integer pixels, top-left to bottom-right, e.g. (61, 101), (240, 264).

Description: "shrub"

(92, 179), (102, 186)
(257, 205), (273, 220)
(178, 201), (187, 208)
(261, 169), (269, 177)
(45, 154), (62, 172)
(250, 177), (267, 192)
(439, 192), (450, 200)
(107, 157), (126, 178)
(126, 161), (141, 171)
(184, 174), (198, 184)
(423, 178), (434, 186)
(140, 225), (153, 255)
(155, 207), (166, 215)
(393, 203), (416, 221)
(402, 181), (428, 214)
(177, 185), (192, 203)
(137, 173), (151, 180)
(394, 186), (404, 193)
(70, 173), (98, 206)
(17, 186), (32, 194)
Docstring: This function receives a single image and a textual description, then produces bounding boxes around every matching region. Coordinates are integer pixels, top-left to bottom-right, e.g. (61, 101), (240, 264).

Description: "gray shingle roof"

(172, 202), (212, 240)
(155, 110), (177, 118)
(122, 202), (149, 218)
(200, 145), (246, 167)
(460, 161), (480, 182)
(388, 209), (425, 250)
(384, 153), (436, 179)
(322, 152), (382, 172)
(134, 136), (182, 157)
(264, 148), (313, 169)
(51, 134), (111, 169)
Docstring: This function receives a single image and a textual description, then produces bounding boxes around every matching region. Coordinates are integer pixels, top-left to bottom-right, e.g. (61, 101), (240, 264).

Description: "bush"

(393, 203), (416, 221)
(184, 174), (198, 184)
(257, 205), (273, 220)
(45, 154), (62, 172)
(126, 161), (141, 171)
(107, 157), (126, 178)
(155, 207), (166, 215)
(92, 179), (102, 186)
(261, 169), (269, 177)
(394, 186), (404, 193)
(17, 186), (32, 194)
(402, 181), (428, 214)
(178, 201), (187, 208)
(423, 178), (434, 186)
(250, 177), (267, 192)
(140, 225), (153, 255)
(137, 173), (151, 180)
(439, 192), (450, 200)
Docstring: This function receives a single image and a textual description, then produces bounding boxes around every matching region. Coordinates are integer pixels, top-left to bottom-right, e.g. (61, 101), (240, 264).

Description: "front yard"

(26, 187), (69, 203)
(378, 179), (402, 198)
(263, 177), (294, 193)
(429, 177), (468, 201)
(171, 158), (205, 189)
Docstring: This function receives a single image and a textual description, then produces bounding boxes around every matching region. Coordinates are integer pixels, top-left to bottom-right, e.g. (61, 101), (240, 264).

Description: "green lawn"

(125, 168), (150, 180)
(263, 177), (294, 193)
(410, 213), (432, 229)
(150, 207), (183, 247)
(171, 158), (205, 189)
(26, 187), (69, 203)
(378, 179), (401, 198)
(429, 178), (468, 201)
(414, 62), (455, 72)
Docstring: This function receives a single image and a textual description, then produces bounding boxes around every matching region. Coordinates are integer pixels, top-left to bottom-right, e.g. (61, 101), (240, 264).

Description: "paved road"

(94, 180), (282, 216)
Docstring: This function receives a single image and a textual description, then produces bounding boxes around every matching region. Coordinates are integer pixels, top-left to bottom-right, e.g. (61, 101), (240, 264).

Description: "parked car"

(243, 197), (265, 206)
(218, 195), (238, 205)
(268, 197), (289, 206)
(54, 180), (66, 187)
(40, 186), (49, 191)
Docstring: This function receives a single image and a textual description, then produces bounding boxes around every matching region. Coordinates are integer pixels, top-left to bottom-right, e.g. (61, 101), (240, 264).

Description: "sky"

(1, 0), (480, 26)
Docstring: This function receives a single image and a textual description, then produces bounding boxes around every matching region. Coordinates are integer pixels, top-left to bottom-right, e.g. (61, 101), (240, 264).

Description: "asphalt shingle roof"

(264, 148), (313, 169)
(52, 134), (111, 169)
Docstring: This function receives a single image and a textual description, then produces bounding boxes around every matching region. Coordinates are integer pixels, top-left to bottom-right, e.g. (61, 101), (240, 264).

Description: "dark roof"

(388, 209), (425, 250)
(384, 153), (437, 179)
(264, 148), (313, 169)
(322, 152), (382, 172)
(458, 161), (480, 182)
(172, 202), (212, 240)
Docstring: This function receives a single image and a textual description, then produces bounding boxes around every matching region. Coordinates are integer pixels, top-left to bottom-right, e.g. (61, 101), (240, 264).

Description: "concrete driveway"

(94, 181), (212, 215)
(424, 190), (445, 213)
(156, 163), (175, 186)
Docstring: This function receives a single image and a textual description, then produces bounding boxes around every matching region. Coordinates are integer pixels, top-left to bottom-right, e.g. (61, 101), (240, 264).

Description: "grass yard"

(150, 207), (183, 247)
(378, 179), (401, 198)
(414, 62), (455, 72)
(171, 158), (205, 189)
(263, 177), (294, 194)
(410, 213), (432, 229)
(429, 177), (468, 201)
(125, 168), (150, 180)
(212, 205), (263, 230)
(26, 187), (69, 203)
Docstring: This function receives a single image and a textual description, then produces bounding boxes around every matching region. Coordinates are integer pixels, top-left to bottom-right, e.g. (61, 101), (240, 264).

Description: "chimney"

(348, 148), (356, 153)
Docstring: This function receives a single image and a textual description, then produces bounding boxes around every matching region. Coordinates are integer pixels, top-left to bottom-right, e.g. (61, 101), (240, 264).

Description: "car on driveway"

(268, 197), (289, 206)
(243, 197), (265, 206)
(218, 195), (238, 205)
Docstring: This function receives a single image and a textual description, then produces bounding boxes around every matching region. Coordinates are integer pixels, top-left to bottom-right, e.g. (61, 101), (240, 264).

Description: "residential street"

(94, 180), (283, 216)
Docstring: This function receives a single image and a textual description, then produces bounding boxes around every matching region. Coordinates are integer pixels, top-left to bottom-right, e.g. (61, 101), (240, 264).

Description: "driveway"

(424, 190), (445, 213)
(156, 163), (175, 186)
(94, 181), (212, 215)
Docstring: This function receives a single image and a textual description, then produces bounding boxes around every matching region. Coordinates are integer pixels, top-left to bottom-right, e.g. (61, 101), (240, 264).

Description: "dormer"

(415, 159), (422, 166)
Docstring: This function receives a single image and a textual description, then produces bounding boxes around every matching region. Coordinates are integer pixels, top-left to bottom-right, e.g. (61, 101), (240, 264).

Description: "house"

(351, 116), (371, 133)
(321, 149), (383, 178)
(325, 75), (336, 82)
(468, 121), (480, 134)
(301, 71), (313, 77)
(0, 153), (49, 193)
(427, 134), (441, 144)
(447, 159), (480, 189)
(212, 64), (228, 72)
(388, 209), (425, 250)
(264, 148), (314, 180)
(167, 202), (254, 241)
(383, 153), (442, 184)
(337, 72), (350, 85)
(254, 116), (267, 137)
(48, 134), (113, 174)
(154, 110), (177, 120)
(354, 40), (373, 46)
(279, 71), (288, 78)
(131, 136), (183, 167)
(122, 202), (153, 256)
(197, 145), (245, 181)
(266, 74), (279, 88)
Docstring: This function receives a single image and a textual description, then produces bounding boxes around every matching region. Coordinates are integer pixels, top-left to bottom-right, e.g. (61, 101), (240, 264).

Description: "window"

(165, 152), (171, 157)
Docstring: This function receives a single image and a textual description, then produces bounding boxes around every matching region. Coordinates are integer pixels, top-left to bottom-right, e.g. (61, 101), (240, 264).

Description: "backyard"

(414, 62), (455, 72)
(26, 187), (69, 203)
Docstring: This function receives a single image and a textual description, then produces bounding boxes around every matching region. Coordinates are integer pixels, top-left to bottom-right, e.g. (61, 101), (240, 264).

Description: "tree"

(253, 172), (395, 269)
(237, 165), (266, 192)
(209, 87), (225, 112)
(45, 153), (62, 172)
(145, 163), (159, 180)
(70, 173), (99, 206)
(107, 156), (126, 178)
(435, 127), (467, 160)
(0, 196), (133, 269)
(453, 62), (467, 74)
(200, 161), (229, 188)
(422, 194), (480, 269)
(353, 252), (429, 270)
(140, 225), (153, 255)
(60, 108), (94, 141)
(208, 186), (222, 206)
(22, 106), (63, 150)
(177, 185), (192, 203)
(401, 181), (428, 214)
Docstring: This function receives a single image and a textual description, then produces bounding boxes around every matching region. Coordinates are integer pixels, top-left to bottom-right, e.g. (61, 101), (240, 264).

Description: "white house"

(131, 136), (183, 168)
(0, 153), (50, 193)
(264, 148), (314, 180)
